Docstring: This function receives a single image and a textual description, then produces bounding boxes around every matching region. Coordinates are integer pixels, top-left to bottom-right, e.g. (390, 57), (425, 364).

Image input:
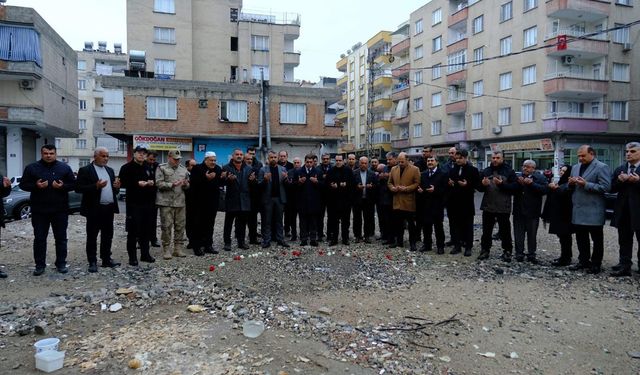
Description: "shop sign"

(133, 135), (193, 151)
(490, 138), (554, 152)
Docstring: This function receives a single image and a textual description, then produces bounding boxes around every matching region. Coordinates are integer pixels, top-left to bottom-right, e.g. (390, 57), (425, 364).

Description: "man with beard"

(293, 155), (322, 246)
(416, 156), (447, 253)
(244, 153), (261, 245)
(347, 153), (357, 171)
(258, 150), (290, 248)
(447, 150), (480, 256)
(378, 152), (397, 244)
(326, 154), (354, 246)
(352, 156), (377, 243)
(317, 153), (332, 241)
(512, 160), (548, 263)
(222, 149), (254, 251)
(189, 152), (222, 255)
(387, 152), (420, 251)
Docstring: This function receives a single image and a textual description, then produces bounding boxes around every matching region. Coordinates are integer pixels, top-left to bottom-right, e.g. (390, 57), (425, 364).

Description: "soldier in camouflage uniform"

(155, 149), (190, 259)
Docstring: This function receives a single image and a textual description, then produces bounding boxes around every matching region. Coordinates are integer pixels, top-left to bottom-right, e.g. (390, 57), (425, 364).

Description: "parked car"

(2, 186), (82, 220)
(9, 176), (21, 188)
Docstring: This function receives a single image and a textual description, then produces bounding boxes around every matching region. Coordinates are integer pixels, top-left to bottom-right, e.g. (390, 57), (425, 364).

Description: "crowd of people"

(1, 141), (638, 279)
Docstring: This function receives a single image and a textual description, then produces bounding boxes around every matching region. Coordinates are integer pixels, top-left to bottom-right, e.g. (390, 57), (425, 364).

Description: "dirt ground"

(0, 209), (639, 374)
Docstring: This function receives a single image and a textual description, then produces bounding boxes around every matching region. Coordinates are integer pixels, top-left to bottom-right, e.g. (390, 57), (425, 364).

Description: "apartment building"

(405, 0), (639, 171)
(336, 30), (394, 158)
(0, 5), (78, 177)
(127, 0), (301, 85)
(100, 76), (342, 162)
(54, 42), (129, 172)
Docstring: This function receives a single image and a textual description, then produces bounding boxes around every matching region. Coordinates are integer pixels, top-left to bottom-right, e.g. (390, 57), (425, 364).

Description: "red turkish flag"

(557, 35), (568, 51)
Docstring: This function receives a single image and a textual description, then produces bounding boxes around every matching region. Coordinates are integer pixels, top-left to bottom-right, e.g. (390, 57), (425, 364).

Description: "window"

(76, 139), (87, 149)
(523, 0), (537, 11)
(432, 36), (442, 52)
(55, 139), (61, 149)
(251, 35), (269, 51)
(432, 64), (442, 80)
(146, 97), (177, 120)
(616, 0), (631, 4)
(77, 60), (86, 70)
(521, 103), (535, 123)
(612, 63), (630, 81)
(473, 80), (484, 96)
(473, 46), (484, 64)
(611, 101), (628, 120)
(252, 65), (270, 80)
(499, 72), (512, 90)
(415, 19), (424, 35)
(432, 8), (442, 25)
(500, 36), (512, 55)
(413, 123), (423, 138)
(431, 92), (442, 107)
(104, 89), (124, 118)
(500, 1), (513, 22)
(415, 45), (424, 59)
(230, 37), (238, 51)
(154, 59), (176, 78)
(522, 65), (536, 85)
(220, 100), (248, 122)
(472, 112), (483, 129)
(78, 80), (86, 90)
(414, 97), (424, 110)
(79, 158), (90, 168)
(280, 103), (306, 124)
(498, 107), (511, 125)
(523, 26), (537, 48)
(473, 15), (484, 34)
(613, 23), (630, 43)
(431, 120), (442, 135)
(154, 27), (176, 44)
(414, 70), (423, 84)
(154, 0), (175, 13)
(447, 49), (467, 73)
(79, 119), (87, 130)
(79, 100), (87, 110)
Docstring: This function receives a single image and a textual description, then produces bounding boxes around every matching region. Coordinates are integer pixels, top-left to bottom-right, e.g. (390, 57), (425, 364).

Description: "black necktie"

(428, 169), (433, 178)
(630, 164), (636, 174)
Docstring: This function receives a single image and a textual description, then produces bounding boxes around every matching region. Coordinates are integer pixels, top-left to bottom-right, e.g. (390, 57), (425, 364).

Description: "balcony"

(336, 56), (348, 72)
(0, 60), (43, 80)
(542, 112), (607, 120)
(447, 37), (468, 53)
(373, 75), (393, 88)
(367, 31), (392, 49)
(372, 98), (393, 111)
(446, 100), (467, 114)
(392, 38), (410, 56)
(544, 74), (608, 97)
(336, 110), (348, 121)
(446, 130), (467, 142)
(446, 70), (466, 86)
(542, 117), (608, 133)
(392, 138), (411, 149)
(392, 85), (410, 101)
(373, 117), (392, 130)
(546, 0), (609, 21)
(283, 51), (301, 66)
(337, 75), (348, 87)
(374, 54), (394, 65)
(392, 63), (410, 78)
(239, 11), (301, 26)
(545, 37), (608, 58)
(448, 6), (469, 25)
(393, 115), (410, 126)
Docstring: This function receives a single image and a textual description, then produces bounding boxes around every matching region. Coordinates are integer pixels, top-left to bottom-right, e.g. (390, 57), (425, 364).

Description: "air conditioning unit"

(622, 42), (632, 52)
(20, 79), (35, 90)
(492, 126), (502, 134)
(561, 55), (575, 65)
(198, 99), (208, 109)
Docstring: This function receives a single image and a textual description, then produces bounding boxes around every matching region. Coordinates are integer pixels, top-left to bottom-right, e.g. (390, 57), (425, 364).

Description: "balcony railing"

(542, 112), (608, 120)
(239, 11), (300, 25)
(545, 28), (608, 41)
(544, 71), (606, 81)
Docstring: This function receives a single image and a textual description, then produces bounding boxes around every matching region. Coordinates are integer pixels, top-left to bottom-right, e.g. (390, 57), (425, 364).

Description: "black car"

(2, 186), (82, 220)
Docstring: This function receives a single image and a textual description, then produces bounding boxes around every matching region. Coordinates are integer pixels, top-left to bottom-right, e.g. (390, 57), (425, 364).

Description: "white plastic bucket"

(35, 350), (65, 372)
(34, 338), (60, 353)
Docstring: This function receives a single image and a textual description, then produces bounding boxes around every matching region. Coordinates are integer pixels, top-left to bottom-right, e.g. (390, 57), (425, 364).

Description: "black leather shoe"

(515, 256), (525, 262)
(238, 243), (250, 250)
(409, 243), (417, 252)
(300, 241), (308, 246)
(140, 255), (156, 263)
(57, 265), (69, 274)
(151, 240), (161, 247)
(364, 237), (372, 244)
(586, 266), (601, 274)
(310, 240), (319, 247)
(0, 270), (6, 278)
(342, 239), (350, 246)
(569, 262), (590, 271)
(33, 267), (45, 276)
(611, 263), (623, 271)
(450, 247), (462, 255)
(186, 243), (193, 249)
(129, 260), (139, 267)
(419, 245), (431, 252)
(290, 235), (298, 241)
(437, 247), (445, 254)
(477, 251), (489, 260)
(551, 258), (571, 267)
(277, 241), (290, 248)
(203, 246), (218, 254)
(194, 248), (205, 256)
(101, 260), (121, 268)
(610, 268), (631, 277)
(501, 253), (512, 263)
(88, 263), (98, 273)
(261, 242), (271, 249)
(249, 240), (261, 245)
(445, 240), (454, 247)
(329, 240), (338, 247)
(354, 237), (363, 243)
(223, 244), (232, 251)
(464, 248), (473, 257)
(527, 257), (539, 265)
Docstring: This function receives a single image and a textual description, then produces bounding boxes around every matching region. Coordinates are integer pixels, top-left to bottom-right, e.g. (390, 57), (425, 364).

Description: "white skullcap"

(204, 151), (216, 158)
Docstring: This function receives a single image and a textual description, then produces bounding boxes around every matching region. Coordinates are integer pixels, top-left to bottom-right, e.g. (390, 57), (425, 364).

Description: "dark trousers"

(422, 220), (445, 249)
(86, 204), (115, 264)
(317, 197), (329, 239)
(352, 198), (375, 239)
(299, 212), (317, 242)
(150, 205), (159, 242)
(284, 201), (297, 237)
(379, 203), (393, 241)
(513, 215), (540, 258)
(392, 209), (417, 245)
(247, 206), (259, 242)
(32, 211), (68, 269)
(575, 224), (604, 267)
(328, 204), (350, 242)
(262, 198), (285, 244)
(450, 210), (474, 250)
(557, 233), (573, 261)
(126, 204), (154, 262)
(223, 211), (248, 245)
(195, 204), (218, 250)
(185, 201), (196, 245)
(480, 211), (513, 253)
(617, 223), (640, 267)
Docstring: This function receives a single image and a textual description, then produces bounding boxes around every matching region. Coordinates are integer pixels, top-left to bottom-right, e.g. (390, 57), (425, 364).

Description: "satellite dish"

(388, 55), (395, 63)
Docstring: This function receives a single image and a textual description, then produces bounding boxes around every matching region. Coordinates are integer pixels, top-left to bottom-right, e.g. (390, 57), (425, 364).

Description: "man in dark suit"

(610, 141), (640, 277)
(352, 156), (377, 243)
(326, 154), (354, 246)
(378, 152), (397, 244)
(316, 153), (332, 241)
(293, 154), (322, 246)
(75, 147), (121, 273)
(0, 175), (11, 278)
(258, 150), (290, 248)
(447, 150), (480, 256)
(189, 151), (222, 255)
(417, 156), (448, 253)
(222, 149), (254, 251)
(512, 160), (548, 263)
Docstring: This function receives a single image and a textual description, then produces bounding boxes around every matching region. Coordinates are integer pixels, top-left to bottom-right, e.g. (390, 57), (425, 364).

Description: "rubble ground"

(0, 213), (639, 374)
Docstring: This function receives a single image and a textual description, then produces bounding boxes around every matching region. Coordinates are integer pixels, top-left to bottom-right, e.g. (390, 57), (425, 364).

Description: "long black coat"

(75, 162), (120, 217)
(326, 165), (354, 206)
(512, 172), (548, 219)
(293, 167), (322, 214)
(610, 163), (640, 230)
(189, 162), (222, 210)
(541, 179), (573, 236)
(418, 168), (448, 223)
(448, 163), (480, 216)
(352, 169), (378, 204)
(222, 162), (252, 212)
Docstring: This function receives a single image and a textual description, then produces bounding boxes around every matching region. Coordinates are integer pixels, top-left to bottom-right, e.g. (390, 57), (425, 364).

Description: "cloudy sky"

(13, 0), (427, 81)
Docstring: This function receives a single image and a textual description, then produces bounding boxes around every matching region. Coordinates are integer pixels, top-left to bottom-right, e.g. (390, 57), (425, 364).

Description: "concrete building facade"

(127, 0), (301, 85)
(0, 5), (78, 177)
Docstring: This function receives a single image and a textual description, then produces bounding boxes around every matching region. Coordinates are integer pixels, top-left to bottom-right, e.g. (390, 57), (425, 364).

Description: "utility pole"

(365, 54), (375, 159)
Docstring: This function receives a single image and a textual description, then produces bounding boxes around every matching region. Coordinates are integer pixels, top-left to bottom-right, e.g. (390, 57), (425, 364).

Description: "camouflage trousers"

(159, 206), (186, 254)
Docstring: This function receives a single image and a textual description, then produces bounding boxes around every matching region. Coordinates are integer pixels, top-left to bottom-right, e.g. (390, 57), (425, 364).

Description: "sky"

(12, 0), (427, 81)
